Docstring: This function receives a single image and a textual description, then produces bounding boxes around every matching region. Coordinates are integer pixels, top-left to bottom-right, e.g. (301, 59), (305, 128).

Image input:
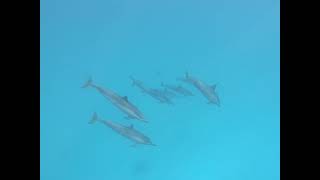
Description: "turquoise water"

(40, 0), (280, 180)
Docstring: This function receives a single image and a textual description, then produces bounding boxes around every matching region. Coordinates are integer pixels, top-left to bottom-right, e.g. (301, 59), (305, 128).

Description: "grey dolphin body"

(90, 113), (156, 146)
(161, 88), (177, 98)
(82, 78), (146, 122)
(129, 76), (148, 93)
(147, 88), (174, 105)
(130, 76), (174, 105)
(161, 83), (194, 96)
(178, 73), (220, 106)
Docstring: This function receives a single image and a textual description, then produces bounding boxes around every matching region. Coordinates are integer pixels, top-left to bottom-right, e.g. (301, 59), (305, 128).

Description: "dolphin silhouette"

(83, 78), (147, 122)
(89, 112), (156, 146)
(178, 72), (220, 106)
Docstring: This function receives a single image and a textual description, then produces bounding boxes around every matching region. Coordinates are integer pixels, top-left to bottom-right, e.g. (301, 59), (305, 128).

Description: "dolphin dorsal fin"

(185, 72), (189, 78)
(122, 96), (128, 102)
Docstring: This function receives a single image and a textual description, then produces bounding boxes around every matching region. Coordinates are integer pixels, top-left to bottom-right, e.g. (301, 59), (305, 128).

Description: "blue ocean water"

(40, 0), (280, 180)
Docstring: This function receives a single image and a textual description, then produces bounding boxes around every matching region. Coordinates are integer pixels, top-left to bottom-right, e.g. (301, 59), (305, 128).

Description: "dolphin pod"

(130, 76), (174, 105)
(84, 73), (220, 147)
(161, 82), (194, 97)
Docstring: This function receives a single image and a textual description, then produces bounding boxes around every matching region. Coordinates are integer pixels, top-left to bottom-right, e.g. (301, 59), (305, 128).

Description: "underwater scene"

(40, 0), (280, 180)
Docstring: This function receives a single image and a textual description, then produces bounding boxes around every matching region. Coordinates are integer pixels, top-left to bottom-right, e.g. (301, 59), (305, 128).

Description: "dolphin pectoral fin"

(122, 96), (129, 102)
(168, 101), (175, 105)
(130, 143), (138, 148)
(211, 84), (217, 91)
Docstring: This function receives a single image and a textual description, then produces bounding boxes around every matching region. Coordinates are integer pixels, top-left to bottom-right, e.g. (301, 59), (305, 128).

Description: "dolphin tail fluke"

(129, 76), (136, 86)
(89, 112), (99, 124)
(82, 77), (93, 88)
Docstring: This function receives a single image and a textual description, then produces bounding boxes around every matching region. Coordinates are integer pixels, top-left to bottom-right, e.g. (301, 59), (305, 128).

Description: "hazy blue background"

(40, 0), (280, 180)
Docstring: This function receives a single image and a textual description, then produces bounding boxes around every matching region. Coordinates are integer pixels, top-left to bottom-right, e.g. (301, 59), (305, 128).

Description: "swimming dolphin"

(147, 88), (174, 105)
(161, 88), (177, 99)
(82, 78), (147, 122)
(161, 82), (194, 96)
(130, 76), (174, 105)
(129, 76), (148, 93)
(178, 72), (220, 106)
(89, 112), (156, 146)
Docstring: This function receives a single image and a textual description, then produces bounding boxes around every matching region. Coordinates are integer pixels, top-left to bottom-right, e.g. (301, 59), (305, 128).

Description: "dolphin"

(161, 88), (177, 99)
(178, 72), (220, 106)
(82, 78), (147, 122)
(89, 112), (156, 146)
(129, 76), (148, 93)
(130, 76), (174, 105)
(161, 82), (194, 96)
(147, 88), (174, 105)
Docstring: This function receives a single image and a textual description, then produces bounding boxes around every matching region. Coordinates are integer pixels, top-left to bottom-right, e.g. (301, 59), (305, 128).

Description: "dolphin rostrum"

(130, 76), (174, 105)
(82, 78), (147, 122)
(89, 112), (156, 146)
(161, 82), (194, 96)
(178, 72), (220, 106)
